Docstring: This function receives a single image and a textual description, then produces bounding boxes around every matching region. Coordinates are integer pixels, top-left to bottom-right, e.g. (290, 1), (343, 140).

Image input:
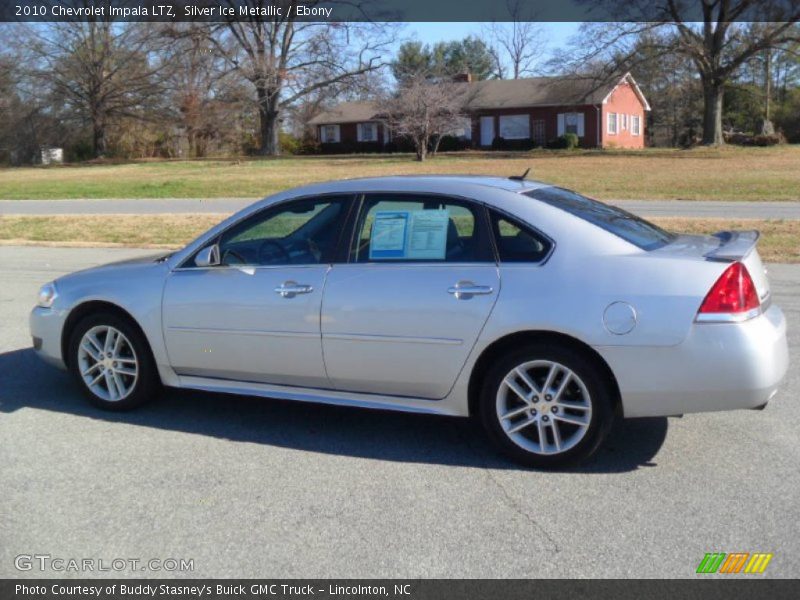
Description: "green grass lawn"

(1, 146), (800, 201)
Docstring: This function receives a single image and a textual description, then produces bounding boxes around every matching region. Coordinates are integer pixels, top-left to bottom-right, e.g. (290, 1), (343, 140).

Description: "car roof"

(332, 175), (551, 192)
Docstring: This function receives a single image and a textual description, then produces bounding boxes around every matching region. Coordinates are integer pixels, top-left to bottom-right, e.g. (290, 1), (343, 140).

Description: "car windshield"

(525, 187), (676, 251)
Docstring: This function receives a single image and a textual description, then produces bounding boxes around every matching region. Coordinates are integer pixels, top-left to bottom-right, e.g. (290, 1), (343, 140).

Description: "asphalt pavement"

(2, 198), (800, 219)
(1, 245), (798, 578)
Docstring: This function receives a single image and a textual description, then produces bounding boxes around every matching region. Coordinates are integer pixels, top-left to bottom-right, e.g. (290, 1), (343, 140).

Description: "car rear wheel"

(68, 312), (160, 410)
(479, 343), (615, 468)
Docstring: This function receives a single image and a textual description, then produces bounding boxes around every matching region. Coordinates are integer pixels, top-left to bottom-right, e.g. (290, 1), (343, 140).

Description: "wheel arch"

(467, 330), (622, 418)
(61, 300), (151, 369)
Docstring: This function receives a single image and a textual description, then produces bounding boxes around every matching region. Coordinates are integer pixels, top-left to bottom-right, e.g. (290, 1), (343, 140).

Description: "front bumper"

(30, 306), (68, 370)
(597, 303), (789, 418)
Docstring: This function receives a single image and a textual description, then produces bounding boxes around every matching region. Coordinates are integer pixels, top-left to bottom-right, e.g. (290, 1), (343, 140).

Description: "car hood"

(56, 252), (171, 285)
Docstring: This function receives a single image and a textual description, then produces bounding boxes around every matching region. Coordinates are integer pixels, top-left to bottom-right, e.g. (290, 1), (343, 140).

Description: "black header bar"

(2, 0), (800, 23)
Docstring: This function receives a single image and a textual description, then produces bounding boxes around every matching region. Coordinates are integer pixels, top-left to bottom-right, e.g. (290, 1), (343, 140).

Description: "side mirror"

(195, 244), (220, 267)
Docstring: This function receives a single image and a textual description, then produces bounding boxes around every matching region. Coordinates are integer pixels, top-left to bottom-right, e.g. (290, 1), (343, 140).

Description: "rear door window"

(489, 210), (552, 263)
(525, 187), (675, 250)
(351, 194), (493, 263)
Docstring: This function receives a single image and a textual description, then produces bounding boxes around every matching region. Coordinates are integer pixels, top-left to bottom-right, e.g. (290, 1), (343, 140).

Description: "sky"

(400, 21), (582, 71)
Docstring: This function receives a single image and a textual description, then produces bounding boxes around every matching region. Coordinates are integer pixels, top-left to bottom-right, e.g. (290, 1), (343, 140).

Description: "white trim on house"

(607, 112), (618, 135)
(320, 124), (341, 143)
(601, 72), (652, 111)
(558, 112), (585, 137)
(357, 122), (378, 142)
(631, 115), (641, 136)
(479, 116), (495, 146)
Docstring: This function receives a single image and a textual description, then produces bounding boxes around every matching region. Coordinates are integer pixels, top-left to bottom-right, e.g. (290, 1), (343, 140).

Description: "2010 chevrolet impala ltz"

(30, 176), (789, 467)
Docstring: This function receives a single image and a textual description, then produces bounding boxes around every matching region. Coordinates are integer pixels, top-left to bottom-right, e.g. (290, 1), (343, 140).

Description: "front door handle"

(275, 281), (314, 298)
(447, 281), (494, 300)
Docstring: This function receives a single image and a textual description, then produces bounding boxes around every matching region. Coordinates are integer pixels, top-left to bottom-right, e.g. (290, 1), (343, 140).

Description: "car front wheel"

(479, 343), (615, 468)
(68, 312), (159, 410)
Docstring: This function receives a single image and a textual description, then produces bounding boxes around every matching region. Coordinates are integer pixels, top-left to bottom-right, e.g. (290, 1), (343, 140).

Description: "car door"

(162, 195), (352, 387)
(321, 193), (500, 399)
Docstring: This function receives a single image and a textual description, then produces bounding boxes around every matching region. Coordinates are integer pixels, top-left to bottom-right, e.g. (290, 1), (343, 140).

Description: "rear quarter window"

(525, 187), (675, 250)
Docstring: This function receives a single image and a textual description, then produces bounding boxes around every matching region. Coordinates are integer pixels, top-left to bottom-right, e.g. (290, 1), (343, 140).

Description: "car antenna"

(509, 167), (531, 182)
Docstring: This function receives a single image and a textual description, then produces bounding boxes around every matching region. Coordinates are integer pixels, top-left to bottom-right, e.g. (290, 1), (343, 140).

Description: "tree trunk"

(415, 136), (428, 161)
(431, 134), (442, 156)
(701, 79), (725, 146)
(92, 114), (107, 158)
(257, 85), (280, 156)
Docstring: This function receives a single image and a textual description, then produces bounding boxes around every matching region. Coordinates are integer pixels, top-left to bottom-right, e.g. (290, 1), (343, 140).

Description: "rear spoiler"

(705, 230), (760, 261)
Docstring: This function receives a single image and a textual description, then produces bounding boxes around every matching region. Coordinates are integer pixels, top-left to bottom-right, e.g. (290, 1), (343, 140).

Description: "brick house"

(308, 72), (650, 151)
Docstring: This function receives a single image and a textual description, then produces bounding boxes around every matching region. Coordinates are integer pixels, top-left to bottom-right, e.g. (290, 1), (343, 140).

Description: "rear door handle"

(447, 281), (494, 300)
(275, 281), (314, 298)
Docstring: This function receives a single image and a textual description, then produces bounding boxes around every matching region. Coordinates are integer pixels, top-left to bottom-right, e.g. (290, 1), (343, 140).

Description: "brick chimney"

(453, 72), (472, 83)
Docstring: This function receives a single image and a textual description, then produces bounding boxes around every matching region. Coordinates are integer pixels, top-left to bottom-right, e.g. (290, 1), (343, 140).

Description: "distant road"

(2, 198), (800, 220)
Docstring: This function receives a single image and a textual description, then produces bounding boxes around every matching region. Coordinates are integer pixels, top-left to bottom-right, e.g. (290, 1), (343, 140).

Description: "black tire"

(67, 311), (160, 411)
(479, 342), (615, 468)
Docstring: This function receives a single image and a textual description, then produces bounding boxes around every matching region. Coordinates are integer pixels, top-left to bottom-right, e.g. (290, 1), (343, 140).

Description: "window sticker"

(369, 211), (409, 259)
(407, 209), (449, 260)
(368, 209), (450, 260)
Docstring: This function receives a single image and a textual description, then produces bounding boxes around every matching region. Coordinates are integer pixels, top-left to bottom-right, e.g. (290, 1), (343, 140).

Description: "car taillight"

(697, 262), (760, 318)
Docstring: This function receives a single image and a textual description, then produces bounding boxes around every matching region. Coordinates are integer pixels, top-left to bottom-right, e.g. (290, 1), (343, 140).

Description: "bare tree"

(568, 1), (800, 145)
(162, 24), (242, 157)
(485, 0), (547, 79)
(381, 74), (469, 161)
(212, 1), (396, 156)
(664, 4), (800, 144)
(21, 18), (169, 157)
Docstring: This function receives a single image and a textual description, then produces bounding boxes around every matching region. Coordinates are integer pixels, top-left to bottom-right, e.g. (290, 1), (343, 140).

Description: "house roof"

(308, 73), (650, 125)
(466, 73), (649, 109)
(308, 101), (380, 125)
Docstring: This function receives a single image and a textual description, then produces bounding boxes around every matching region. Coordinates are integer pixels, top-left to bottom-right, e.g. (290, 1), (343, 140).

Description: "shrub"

(546, 133), (580, 150)
(491, 136), (535, 151)
(319, 141), (383, 154)
(295, 137), (321, 155)
(279, 132), (301, 154)
(67, 140), (95, 162)
(434, 135), (470, 152)
(722, 131), (784, 146)
(384, 137), (417, 153)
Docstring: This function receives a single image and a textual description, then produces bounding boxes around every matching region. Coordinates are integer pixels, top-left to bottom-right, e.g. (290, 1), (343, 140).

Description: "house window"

(607, 113), (618, 135)
(621, 114), (628, 131)
(357, 122), (377, 142)
(322, 124), (340, 143)
(558, 112), (584, 137)
(631, 115), (641, 136)
(566, 113), (578, 134)
(498, 114), (530, 140)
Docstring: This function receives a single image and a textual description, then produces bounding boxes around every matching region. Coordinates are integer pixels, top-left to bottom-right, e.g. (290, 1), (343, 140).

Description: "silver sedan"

(30, 176), (789, 467)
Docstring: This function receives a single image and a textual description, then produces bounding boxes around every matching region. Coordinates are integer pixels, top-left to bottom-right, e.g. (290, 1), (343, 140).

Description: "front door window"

(209, 197), (348, 267)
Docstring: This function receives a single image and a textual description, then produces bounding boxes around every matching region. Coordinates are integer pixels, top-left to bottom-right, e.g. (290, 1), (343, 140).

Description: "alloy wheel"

(77, 325), (139, 402)
(496, 360), (593, 455)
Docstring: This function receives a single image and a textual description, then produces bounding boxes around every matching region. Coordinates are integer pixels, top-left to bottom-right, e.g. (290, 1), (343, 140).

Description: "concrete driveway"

(1, 246), (798, 578)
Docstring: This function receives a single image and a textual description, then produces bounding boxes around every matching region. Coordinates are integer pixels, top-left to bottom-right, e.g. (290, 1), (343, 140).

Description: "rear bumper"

(597, 303), (788, 418)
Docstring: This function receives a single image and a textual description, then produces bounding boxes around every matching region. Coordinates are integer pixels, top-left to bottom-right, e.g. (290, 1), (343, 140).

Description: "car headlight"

(36, 282), (58, 308)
